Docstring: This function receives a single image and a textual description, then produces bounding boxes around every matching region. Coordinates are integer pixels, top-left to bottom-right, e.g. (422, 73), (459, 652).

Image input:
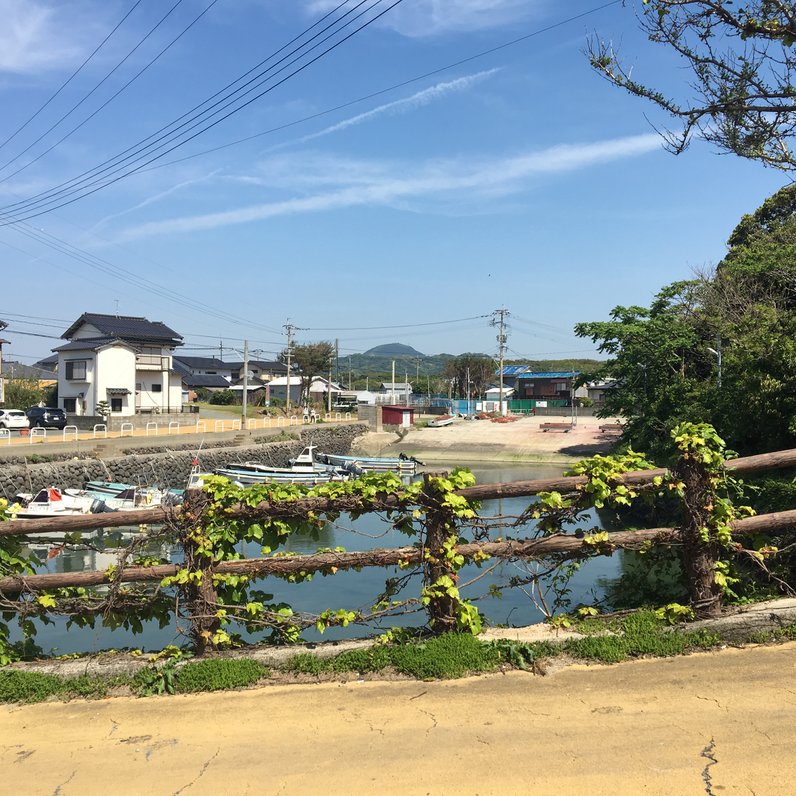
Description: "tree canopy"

(576, 186), (796, 458)
(589, 1), (796, 170)
(280, 341), (334, 406)
(443, 354), (496, 399)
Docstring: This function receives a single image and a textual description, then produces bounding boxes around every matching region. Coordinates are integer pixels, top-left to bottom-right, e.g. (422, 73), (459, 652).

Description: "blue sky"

(0, 0), (786, 366)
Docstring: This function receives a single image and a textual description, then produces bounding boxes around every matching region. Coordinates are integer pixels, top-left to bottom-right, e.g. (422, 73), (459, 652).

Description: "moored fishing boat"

(314, 451), (422, 474)
(215, 444), (350, 485)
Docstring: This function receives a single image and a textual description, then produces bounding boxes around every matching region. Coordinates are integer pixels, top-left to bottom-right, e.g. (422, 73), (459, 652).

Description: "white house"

(54, 313), (183, 417)
(267, 375), (344, 405)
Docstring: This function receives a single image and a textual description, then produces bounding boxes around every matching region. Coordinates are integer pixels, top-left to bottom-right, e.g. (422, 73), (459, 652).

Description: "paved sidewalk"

(3, 642), (794, 794)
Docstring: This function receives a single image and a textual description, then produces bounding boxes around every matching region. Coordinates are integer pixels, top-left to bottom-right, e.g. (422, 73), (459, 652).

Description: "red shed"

(382, 404), (414, 428)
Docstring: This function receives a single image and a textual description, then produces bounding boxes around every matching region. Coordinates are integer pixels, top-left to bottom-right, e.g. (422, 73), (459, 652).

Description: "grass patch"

(565, 611), (722, 663)
(0, 670), (116, 704)
(390, 633), (500, 679)
(176, 658), (269, 693)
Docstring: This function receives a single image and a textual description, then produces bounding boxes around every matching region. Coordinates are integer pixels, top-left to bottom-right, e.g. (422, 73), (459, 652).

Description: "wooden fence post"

(421, 473), (457, 633)
(673, 456), (723, 619)
(179, 490), (220, 654)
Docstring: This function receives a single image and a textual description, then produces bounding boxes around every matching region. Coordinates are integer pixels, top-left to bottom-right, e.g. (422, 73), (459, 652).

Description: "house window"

(63, 398), (77, 413)
(554, 382), (568, 392)
(152, 383), (162, 393)
(111, 398), (123, 412)
(65, 360), (87, 380)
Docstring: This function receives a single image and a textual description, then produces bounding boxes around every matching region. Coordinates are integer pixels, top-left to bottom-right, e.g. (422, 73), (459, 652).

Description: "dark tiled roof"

(62, 313), (182, 346)
(248, 360), (288, 373)
(182, 374), (231, 388)
(52, 337), (121, 352)
(34, 354), (58, 371)
(173, 355), (230, 370)
(1, 361), (57, 380)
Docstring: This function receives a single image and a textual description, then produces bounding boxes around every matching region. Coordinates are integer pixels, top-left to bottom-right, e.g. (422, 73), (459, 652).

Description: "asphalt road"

(3, 642), (795, 795)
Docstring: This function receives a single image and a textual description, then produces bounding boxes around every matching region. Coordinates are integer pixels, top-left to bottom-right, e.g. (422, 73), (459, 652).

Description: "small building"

(382, 404), (414, 428)
(172, 355), (235, 383)
(228, 359), (288, 383)
(515, 371), (580, 403)
(54, 312), (184, 417)
(378, 383), (413, 404)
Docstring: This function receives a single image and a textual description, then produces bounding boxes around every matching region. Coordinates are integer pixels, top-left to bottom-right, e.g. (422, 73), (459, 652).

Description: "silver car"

(0, 409), (31, 430)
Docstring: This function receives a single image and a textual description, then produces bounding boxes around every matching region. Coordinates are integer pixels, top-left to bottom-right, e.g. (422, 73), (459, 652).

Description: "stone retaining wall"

(0, 425), (367, 498)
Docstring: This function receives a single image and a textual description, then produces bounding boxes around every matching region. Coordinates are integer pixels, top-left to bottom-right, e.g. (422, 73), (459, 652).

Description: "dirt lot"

(354, 413), (623, 464)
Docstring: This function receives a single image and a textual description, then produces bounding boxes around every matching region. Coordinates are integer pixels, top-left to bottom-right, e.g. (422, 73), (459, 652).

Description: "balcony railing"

(136, 355), (169, 370)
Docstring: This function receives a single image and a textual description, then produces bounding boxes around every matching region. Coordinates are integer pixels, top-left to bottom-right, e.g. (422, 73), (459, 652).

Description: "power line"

(0, 0), (405, 224)
(305, 314), (491, 331)
(0, 0), (188, 179)
(124, 1), (624, 174)
(0, 0), (145, 154)
(0, 0), (223, 187)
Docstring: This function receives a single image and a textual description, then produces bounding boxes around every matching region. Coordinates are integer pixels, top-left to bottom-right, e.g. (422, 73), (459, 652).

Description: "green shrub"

(0, 670), (112, 703)
(284, 652), (327, 675)
(176, 658), (269, 693)
(328, 646), (392, 673)
(390, 633), (500, 679)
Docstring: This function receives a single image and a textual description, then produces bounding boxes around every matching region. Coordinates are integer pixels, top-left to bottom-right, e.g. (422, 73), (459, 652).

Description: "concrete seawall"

(0, 424), (368, 497)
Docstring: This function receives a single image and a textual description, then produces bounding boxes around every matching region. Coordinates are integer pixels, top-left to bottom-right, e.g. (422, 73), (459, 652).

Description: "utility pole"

(327, 349), (333, 413)
(284, 321), (294, 411)
(391, 360), (396, 403)
(219, 339), (223, 364)
(241, 339), (249, 428)
(491, 308), (510, 416)
(405, 369), (409, 404)
(335, 338), (340, 386)
(348, 355), (352, 390)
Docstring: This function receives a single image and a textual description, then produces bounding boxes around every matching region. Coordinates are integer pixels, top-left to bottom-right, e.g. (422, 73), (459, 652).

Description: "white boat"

(215, 444), (350, 485)
(428, 415), (455, 428)
(13, 487), (108, 519)
(315, 451), (422, 474)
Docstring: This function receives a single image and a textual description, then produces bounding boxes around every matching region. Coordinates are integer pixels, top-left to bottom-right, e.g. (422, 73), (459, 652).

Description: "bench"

(598, 424), (624, 434)
(540, 422), (573, 432)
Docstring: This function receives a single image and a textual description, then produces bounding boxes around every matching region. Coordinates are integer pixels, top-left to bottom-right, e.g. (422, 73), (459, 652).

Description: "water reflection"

(14, 462), (625, 656)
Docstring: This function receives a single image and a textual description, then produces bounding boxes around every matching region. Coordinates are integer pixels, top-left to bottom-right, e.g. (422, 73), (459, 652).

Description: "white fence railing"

(29, 428), (47, 444)
(93, 424), (107, 439)
(62, 425), (78, 442)
(145, 422), (159, 436)
(0, 429), (10, 445)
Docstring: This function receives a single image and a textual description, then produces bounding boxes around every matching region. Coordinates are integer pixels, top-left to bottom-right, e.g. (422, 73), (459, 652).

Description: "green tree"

(589, 1), (796, 170)
(443, 354), (496, 400)
(577, 185), (796, 458)
(280, 342), (334, 406)
(575, 281), (715, 457)
(1, 378), (45, 409)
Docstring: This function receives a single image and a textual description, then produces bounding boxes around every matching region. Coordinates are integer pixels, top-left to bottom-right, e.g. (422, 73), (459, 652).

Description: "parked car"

(26, 406), (67, 429)
(0, 409), (30, 430)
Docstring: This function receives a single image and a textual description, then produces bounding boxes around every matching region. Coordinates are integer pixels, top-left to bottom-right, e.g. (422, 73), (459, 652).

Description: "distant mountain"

(362, 343), (425, 357)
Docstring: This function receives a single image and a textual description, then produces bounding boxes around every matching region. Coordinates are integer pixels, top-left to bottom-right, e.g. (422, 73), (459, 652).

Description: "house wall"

(58, 348), (98, 416)
(95, 346), (136, 416)
(70, 322), (103, 340)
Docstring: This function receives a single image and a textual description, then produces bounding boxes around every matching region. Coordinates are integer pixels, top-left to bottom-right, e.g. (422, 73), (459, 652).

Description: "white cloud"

(287, 69), (500, 147)
(306, 0), (542, 37)
(0, 0), (99, 75)
(118, 134), (661, 240)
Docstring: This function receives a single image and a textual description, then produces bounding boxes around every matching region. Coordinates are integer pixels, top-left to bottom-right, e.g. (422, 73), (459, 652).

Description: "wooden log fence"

(2, 446), (796, 646)
(3, 511), (796, 597)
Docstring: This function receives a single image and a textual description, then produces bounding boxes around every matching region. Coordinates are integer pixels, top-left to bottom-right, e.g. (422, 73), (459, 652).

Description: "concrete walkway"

(3, 642), (794, 794)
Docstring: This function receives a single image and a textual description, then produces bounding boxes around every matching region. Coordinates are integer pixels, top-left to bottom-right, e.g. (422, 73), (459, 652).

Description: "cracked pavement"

(2, 642), (795, 795)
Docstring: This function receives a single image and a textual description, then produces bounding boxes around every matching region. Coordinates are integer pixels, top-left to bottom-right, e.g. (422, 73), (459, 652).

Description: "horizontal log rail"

(4, 446), (796, 538)
(2, 509), (794, 596)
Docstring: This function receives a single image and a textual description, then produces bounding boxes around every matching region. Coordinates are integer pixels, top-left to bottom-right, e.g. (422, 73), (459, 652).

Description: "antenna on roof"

(114, 299), (120, 317)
